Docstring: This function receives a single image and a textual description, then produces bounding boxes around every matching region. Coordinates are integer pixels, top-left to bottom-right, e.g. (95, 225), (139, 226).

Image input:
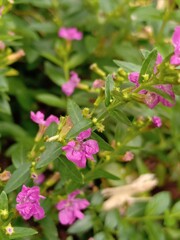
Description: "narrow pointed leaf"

(4, 163), (31, 193)
(36, 142), (62, 169)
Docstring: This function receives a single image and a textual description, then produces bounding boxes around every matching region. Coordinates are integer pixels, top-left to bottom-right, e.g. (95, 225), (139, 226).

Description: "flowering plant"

(0, 1), (180, 240)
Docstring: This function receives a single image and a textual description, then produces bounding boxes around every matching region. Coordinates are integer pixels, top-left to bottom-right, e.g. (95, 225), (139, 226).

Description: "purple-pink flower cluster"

(170, 26), (180, 65)
(128, 51), (175, 109)
(58, 27), (83, 41)
(152, 116), (162, 128)
(30, 111), (59, 127)
(62, 128), (99, 168)
(61, 71), (80, 96)
(16, 185), (45, 220)
(56, 190), (89, 225)
(129, 71), (175, 108)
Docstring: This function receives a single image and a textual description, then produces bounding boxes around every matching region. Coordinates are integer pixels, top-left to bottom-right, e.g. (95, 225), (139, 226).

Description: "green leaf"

(58, 156), (83, 183)
(85, 36), (98, 54)
(85, 168), (120, 181)
(140, 49), (150, 59)
(145, 192), (171, 216)
(11, 143), (30, 168)
(0, 94), (11, 115)
(4, 163), (31, 194)
(0, 76), (8, 92)
(9, 227), (37, 239)
(105, 74), (114, 106)
(145, 222), (166, 240)
(113, 60), (141, 72)
(66, 119), (92, 139)
(68, 215), (93, 234)
(67, 99), (83, 124)
(171, 201), (180, 215)
(0, 122), (29, 141)
(41, 52), (63, 67)
(40, 216), (59, 240)
(44, 61), (65, 87)
(68, 53), (88, 69)
(0, 191), (8, 211)
(165, 228), (180, 239)
(35, 93), (66, 108)
(45, 122), (58, 138)
(36, 142), (62, 169)
(139, 48), (157, 83)
(91, 132), (113, 151)
(109, 109), (132, 126)
(127, 202), (146, 217)
(0, 230), (9, 240)
(105, 209), (119, 230)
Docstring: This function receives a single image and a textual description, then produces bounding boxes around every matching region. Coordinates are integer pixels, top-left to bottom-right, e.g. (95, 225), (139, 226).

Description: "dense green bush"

(0, 0), (180, 239)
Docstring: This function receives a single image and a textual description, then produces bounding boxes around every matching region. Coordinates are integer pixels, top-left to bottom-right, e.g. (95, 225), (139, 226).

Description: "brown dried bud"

(0, 170), (11, 182)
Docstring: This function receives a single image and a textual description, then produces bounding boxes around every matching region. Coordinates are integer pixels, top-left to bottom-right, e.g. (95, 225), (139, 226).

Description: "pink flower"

(58, 27), (83, 41)
(122, 151), (134, 162)
(30, 111), (59, 127)
(33, 174), (45, 185)
(62, 128), (99, 168)
(154, 53), (163, 73)
(128, 68), (175, 108)
(61, 71), (80, 96)
(56, 190), (89, 225)
(152, 116), (162, 128)
(92, 79), (105, 88)
(170, 26), (180, 65)
(16, 185), (45, 220)
(128, 72), (140, 87)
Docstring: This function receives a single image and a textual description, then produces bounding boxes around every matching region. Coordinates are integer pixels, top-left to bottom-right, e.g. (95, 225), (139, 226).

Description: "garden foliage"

(0, 0), (180, 239)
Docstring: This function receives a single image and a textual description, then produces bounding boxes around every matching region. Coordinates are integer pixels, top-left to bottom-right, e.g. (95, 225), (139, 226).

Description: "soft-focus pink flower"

(128, 69), (175, 108)
(56, 190), (89, 225)
(34, 174), (45, 185)
(16, 185), (45, 220)
(154, 53), (163, 73)
(45, 115), (59, 127)
(30, 111), (59, 127)
(170, 54), (180, 65)
(0, 41), (5, 50)
(92, 79), (105, 88)
(62, 128), (99, 168)
(144, 92), (160, 108)
(58, 27), (83, 41)
(61, 71), (80, 96)
(170, 26), (180, 65)
(128, 72), (140, 87)
(144, 84), (175, 109)
(122, 151), (134, 162)
(152, 116), (162, 128)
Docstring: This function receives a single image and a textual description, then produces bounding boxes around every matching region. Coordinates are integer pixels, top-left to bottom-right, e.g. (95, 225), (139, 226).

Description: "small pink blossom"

(62, 128), (99, 168)
(0, 41), (5, 50)
(5, 224), (14, 235)
(128, 69), (175, 108)
(61, 71), (80, 96)
(170, 26), (180, 65)
(58, 27), (83, 41)
(16, 185), (45, 220)
(92, 79), (105, 88)
(33, 174), (45, 185)
(144, 92), (160, 108)
(128, 72), (140, 87)
(154, 53), (163, 73)
(56, 190), (90, 225)
(152, 116), (162, 128)
(122, 151), (134, 162)
(30, 111), (59, 127)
